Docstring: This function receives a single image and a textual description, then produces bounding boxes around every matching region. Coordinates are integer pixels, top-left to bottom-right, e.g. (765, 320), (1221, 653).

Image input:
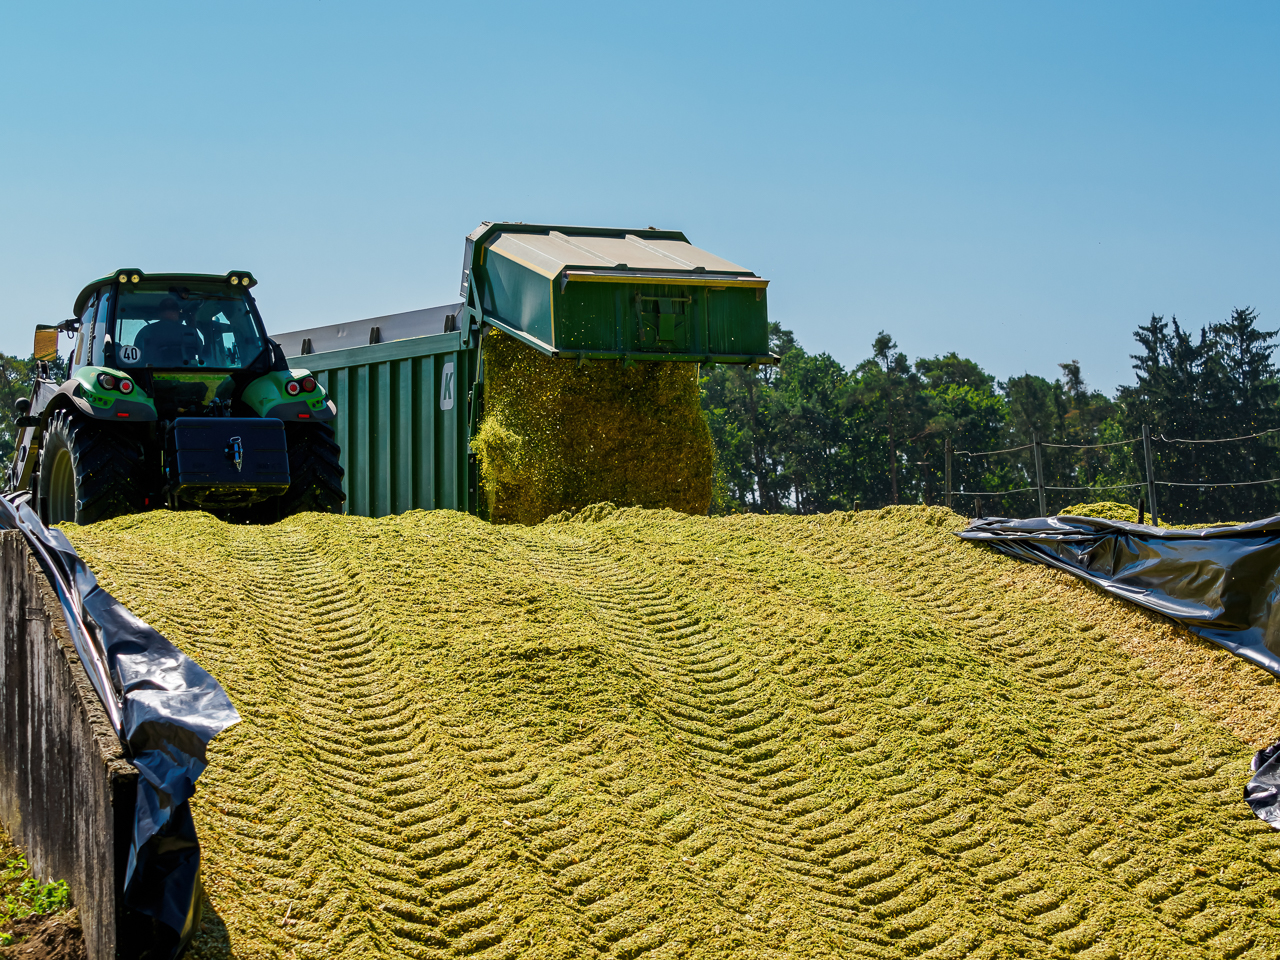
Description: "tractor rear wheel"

(273, 422), (345, 518)
(38, 409), (146, 525)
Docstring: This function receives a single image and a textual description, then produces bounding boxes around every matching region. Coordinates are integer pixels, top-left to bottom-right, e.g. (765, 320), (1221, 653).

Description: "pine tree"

(1114, 308), (1280, 523)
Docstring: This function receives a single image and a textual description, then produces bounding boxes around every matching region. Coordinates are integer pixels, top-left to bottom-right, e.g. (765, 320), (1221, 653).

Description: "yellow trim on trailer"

(564, 272), (769, 288)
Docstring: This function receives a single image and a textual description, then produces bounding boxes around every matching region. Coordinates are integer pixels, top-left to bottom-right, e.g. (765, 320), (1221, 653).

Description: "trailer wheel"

(38, 409), (146, 525)
(274, 422), (345, 517)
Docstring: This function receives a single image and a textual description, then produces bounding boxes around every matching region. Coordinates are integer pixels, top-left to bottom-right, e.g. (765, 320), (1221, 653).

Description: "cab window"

(72, 295), (95, 371)
(89, 287), (112, 368)
(112, 282), (267, 370)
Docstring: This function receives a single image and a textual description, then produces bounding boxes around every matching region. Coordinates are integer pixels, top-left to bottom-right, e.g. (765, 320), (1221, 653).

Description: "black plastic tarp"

(0, 497), (239, 957)
(1245, 741), (1280, 828)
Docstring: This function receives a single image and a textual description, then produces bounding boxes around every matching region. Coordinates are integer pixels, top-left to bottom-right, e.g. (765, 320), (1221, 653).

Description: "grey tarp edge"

(0, 496), (240, 956)
(958, 513), (1280, 828)
(1246, 742), (1280, 828)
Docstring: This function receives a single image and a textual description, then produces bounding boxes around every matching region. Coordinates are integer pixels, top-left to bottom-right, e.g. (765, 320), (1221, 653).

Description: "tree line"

(701, 308), (1280, 524)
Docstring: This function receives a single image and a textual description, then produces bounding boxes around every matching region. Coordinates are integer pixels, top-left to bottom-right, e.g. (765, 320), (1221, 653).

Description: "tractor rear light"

(118, 379), (134, 394)
(298, 413), (310, 418)
(97, 373), (117, 391)
(116, 412), (129, 417)
(285, 380), (301, 396)
(301, 377), (316, 392)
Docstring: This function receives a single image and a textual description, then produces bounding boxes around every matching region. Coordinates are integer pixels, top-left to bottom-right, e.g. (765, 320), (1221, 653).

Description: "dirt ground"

(0, 914), (85, 960)
(67, 505), (1280, 959)
(0, 834), (83, 960)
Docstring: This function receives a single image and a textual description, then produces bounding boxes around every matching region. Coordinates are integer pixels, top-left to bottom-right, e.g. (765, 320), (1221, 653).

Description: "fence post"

(1033, 432), (1047, 517)
(1142, 424), (1159, 526)
(945, 437), (952, 510)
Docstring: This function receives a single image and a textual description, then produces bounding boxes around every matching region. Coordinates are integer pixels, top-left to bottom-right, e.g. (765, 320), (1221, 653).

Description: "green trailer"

(279, 323), (475, 518)
(457, 222), (772, 364)
(274, 223), (774, 518)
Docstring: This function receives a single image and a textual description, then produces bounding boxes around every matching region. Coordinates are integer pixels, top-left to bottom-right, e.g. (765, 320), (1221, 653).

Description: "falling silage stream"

(66, 506), (1280, 959)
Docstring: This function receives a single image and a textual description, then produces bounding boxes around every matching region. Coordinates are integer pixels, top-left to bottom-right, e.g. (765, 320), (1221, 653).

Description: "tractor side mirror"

(14, 398), (30, 415)
(33, 325), (58, 362)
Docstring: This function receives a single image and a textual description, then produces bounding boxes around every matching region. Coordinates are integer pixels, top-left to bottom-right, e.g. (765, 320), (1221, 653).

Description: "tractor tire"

(38, 408), (146, 526)
(274, 422), (345, 518)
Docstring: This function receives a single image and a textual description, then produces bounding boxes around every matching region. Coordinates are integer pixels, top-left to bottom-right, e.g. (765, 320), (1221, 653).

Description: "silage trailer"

(271, 222), (775, 518)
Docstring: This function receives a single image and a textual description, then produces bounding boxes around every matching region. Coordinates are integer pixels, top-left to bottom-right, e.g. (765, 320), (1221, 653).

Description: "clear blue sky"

(3, 2), (1277, 395)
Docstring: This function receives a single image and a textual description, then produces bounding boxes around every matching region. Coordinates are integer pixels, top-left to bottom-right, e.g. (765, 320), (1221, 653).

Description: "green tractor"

(9, 269), (345, 525)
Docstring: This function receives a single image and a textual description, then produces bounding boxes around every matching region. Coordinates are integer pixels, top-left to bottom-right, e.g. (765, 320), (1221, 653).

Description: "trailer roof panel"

(472, 223), (757, 278)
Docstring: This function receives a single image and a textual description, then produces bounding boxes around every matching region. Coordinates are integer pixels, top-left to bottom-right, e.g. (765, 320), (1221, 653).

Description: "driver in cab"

(132, 297), (203, 366)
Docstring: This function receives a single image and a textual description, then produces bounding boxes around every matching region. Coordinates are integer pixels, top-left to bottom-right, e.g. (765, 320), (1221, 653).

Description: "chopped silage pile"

(1058, 501), (1142, 523)
(66, 505), (1280, 960)
(1059, 501), (1244, 530)
(471, 331), (713, 524)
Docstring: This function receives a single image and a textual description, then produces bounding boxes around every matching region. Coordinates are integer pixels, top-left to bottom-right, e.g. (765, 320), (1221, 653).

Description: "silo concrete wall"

(0, 530), (136, 960)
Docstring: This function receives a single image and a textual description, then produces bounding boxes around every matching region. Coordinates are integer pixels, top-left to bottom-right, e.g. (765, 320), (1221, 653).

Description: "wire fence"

(945, 425), (1280, 523)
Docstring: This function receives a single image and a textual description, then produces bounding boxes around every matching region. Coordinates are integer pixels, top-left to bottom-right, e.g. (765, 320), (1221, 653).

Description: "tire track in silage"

(313, 524), (672, 960)
(533, 535), (932, 955)
(430, 717), (670, 960)
(750, 526), (1112, 954)
(767, 513), (1280, 958)
(791, 519), (1207, 953)
(223, 528), (516, 959)
(97, 545), (351, 958)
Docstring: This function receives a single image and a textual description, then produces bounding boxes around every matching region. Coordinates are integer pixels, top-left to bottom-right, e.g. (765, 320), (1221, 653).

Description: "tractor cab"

(71, 271), (277, 420)
(10, 270), (345, 525)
